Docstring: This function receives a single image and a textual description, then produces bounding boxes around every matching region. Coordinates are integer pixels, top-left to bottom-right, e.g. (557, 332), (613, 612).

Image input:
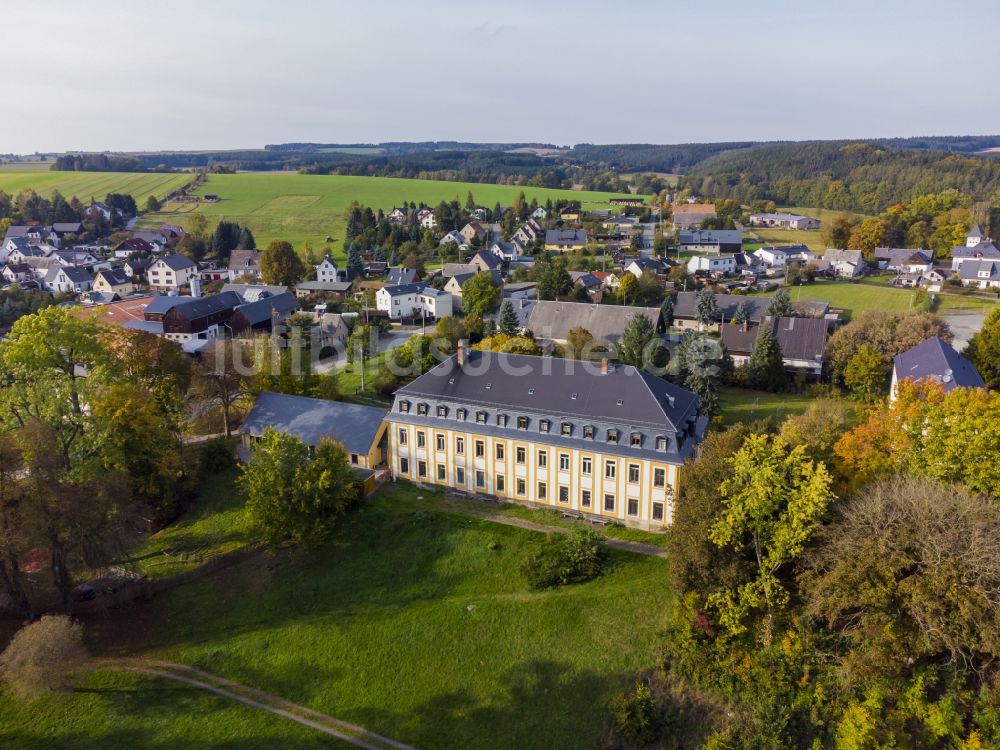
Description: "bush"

(522, 527), (606, 590)
(0, 616), (88, 701)
(611, 681), (658, 747)
(198, 437), (235, 479)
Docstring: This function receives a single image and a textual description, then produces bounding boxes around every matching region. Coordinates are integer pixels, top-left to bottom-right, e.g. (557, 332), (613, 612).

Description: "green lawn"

(751, 279), (997, 317)
(73, 481), (670, 749)
(131, 468), (253, 579)
(0, 669), (347, 750)
(0, 170), (191, 202)
(140, 173), (643, 260)
(720, 386), (817, 425)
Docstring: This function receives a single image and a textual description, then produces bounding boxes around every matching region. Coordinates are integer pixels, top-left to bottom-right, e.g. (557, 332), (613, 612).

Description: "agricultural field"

(2, 478), (671, 749)
(0, 170), (191, 202)
(140, 173), (644, 259)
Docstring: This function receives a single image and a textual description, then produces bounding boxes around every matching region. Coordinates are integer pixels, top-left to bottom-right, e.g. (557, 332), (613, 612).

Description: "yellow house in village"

(93, 268), (136, 296)
(544, 229), (589, 253)
(385, 346), (707, 530)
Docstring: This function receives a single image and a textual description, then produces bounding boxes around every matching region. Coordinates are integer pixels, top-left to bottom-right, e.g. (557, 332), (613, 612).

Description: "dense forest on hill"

(682, 140), (1000, 212)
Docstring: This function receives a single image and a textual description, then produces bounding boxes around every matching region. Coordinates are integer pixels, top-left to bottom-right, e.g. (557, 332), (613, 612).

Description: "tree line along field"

(0, 171), (192, 203)
(140, 173), (643, 259)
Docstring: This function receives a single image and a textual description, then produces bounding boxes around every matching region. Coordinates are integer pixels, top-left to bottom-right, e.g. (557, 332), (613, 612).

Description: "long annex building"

(386, 346), (707, 529)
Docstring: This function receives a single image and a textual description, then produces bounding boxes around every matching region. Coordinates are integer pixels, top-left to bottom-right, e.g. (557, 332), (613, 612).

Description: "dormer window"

(517, 416), (529, 430)
(399, 400), (411, 413)
(631, 433), (642, 447)
(583, 425), (594, 439)
(607, 429), (619, 444)
(539, 419), (550, 433)
(656, 436), (667, 451)
(456, 408), (467, 421)
(476, 410), (487, 424)
(561, 422), (573, 436)
(417, 403), (428, 416)
(437, 405), (448, 417)
(497, 414), (507, 427)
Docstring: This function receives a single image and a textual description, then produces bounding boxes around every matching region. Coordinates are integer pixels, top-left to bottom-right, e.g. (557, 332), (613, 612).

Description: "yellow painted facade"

(387, 420), (677, 530)
(93, 275), (135, 296)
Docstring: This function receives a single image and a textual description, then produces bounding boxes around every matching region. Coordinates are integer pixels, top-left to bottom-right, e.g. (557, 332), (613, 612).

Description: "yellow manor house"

(386, 346), (708, 529)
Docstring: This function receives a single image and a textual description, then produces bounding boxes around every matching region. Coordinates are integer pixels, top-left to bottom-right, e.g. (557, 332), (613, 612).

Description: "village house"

(228, 248), (263, 281)
(386, 346), (707, 529)
(672, 292), (771, 331)
(228, 292), (301, 338)
(532, 206), (548, 220)
(1, 263), (33, 285)
(444, 270), (503, 311)
(688, 254), (737, 276)
(240, 391), (388, 489)
(950, 240), (1000, 271)
(670, 203), (716, 231)
(516, 300), (663, 346)
(460, 221), (487, 245)
(418, 209), (437, 229)
(544, 229), (589, 252)
(515, 219), (543, 246)
(44, 265), (93, 294)
(469, 250), (501, 273)
(147, 253), (198, 291)
(820, 249), (867, 277)
(385, 267), (419, 286)
(890, 336), (984, 401)
(559, 206), (581, 222)
(958, 259), (1000, 289)
(314, 255), (346, 283)
(133, 291), (243, 343)
(748, 212), (820, 230)
(678, 229), (743, 254)
(721, 316), (829, 377)
(93, 267), (135, 296)
(220, 283), (290, 303)
(376, 283), (453, 320)
(874, 247), (934, 273)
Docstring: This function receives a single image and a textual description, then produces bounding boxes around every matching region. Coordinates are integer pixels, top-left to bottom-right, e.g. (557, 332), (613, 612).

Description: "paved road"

(313, 329), (419, 374)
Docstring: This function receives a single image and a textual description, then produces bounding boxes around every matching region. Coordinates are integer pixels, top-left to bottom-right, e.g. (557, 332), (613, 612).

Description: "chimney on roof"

(457, 339), (467, 368)
(190, 274), (201, 298)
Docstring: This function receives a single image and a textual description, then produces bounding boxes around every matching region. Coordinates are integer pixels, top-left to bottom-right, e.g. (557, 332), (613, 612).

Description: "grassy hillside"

(0, 171), (191, 202)
(141, 173), (642, 258)
(23, 478), (670, 749)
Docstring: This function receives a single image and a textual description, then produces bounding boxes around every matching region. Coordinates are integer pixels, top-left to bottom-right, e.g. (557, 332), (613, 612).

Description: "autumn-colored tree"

(473, 334), (543, 356)
(843, 344), (886, 402)
(0, 616), (88, 701)
(834, 379), (1000, 495)
(260, 240), (306, 286)
(707, 434), (835, 638)
(847, 217), (888, 255)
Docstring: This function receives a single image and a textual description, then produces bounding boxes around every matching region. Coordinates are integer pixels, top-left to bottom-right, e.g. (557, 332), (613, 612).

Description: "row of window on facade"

(395, 456), (668, 522)
(398, 400), (669, 451)
(397, 428), (668, 487)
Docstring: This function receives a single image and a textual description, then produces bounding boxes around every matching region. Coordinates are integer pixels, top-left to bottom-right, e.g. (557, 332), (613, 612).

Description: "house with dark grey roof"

(229, 292), (300, 337)
(958, 259), (1000, 289)
(240, 391), (388, 474)
(148, 291), (243, 343)
(93, 268), (135, 296)
(544, 229), (588, 251)
(678, 229), (743, 253)
(228, 248), (263, 281)
(673, 292), (771, 331)
(891, 336), (984, 401)
(147, 253), (197, 291)
(220, 283), (289, 303)
(721, 316), (829, 376)
(386, 347), (707, 529)
(385, 267), (419, 286)
(44, 265), (93, 293)
(521, 300), (662, 344)
(874, 247), (933, 272)
(820, 249), (867, 277)
(950, 240), (1000, 271)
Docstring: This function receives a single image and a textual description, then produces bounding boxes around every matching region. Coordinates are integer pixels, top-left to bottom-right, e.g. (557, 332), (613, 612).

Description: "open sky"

(2, 0), (998, 153)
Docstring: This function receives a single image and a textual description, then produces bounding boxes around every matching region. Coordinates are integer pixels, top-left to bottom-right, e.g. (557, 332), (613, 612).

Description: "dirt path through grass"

(117, 659), (417, 750)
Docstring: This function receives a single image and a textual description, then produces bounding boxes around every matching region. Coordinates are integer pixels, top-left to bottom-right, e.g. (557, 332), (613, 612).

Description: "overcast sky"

(2, 0), (998, 153)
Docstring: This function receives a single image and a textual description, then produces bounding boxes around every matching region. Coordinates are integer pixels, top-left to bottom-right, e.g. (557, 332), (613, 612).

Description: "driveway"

(941, 312), (985, 350)
(313, 329), (419, 373)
